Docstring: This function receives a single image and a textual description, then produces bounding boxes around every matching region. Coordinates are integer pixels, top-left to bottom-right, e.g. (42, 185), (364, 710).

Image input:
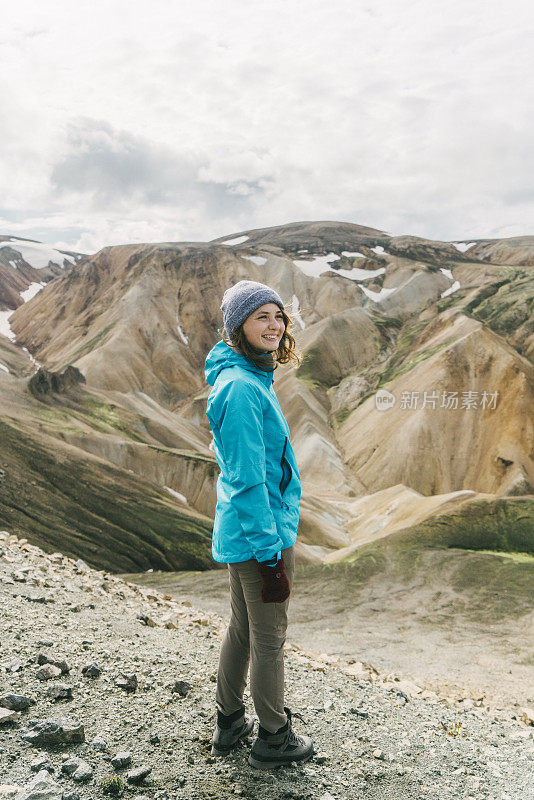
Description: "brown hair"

(219, 304), (302, 373)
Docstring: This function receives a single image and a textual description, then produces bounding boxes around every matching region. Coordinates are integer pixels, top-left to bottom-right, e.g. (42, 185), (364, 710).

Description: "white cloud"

(0, 0), (532, 251)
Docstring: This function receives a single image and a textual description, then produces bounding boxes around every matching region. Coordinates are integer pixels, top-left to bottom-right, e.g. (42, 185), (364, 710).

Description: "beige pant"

(215, 545), (295, 733)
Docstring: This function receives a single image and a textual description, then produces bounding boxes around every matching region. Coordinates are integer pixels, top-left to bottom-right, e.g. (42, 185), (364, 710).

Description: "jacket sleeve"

(216, 378), (284, 563)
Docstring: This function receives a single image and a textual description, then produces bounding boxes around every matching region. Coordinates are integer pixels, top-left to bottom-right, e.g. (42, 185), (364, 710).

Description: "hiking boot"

(248, 706), (314, 769)
(211, 706), (255, 756)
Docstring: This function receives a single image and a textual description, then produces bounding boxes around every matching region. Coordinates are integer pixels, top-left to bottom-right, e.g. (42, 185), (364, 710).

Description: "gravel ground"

(1, 529), (533, 800)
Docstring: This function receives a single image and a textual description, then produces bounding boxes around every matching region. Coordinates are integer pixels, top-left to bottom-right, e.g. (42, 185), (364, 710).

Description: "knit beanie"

(221, 280), (285, 337)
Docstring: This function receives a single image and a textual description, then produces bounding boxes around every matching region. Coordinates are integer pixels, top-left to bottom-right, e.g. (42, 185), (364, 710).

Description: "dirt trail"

(120, 565), (534, 714)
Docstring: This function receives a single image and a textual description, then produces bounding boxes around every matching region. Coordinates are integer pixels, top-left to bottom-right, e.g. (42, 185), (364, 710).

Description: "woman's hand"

(256, 554), (291, 603)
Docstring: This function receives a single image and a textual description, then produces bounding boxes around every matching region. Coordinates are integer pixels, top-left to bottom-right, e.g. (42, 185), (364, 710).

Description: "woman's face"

(241, 303), (285, 352)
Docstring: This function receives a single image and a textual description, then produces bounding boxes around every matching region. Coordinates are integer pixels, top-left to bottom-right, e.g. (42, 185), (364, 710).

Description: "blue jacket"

(204, 340), (301, 564)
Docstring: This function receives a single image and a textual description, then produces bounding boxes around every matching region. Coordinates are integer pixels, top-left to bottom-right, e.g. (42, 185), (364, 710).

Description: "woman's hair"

(219, 305), (302, 372)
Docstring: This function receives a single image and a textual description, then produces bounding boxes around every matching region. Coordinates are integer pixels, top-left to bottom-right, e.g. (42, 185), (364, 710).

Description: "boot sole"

(211, 718), (255, 756)
(248, 748), (314, 770)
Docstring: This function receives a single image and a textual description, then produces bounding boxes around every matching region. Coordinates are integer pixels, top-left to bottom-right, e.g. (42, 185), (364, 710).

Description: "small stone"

(61, 759), (81, 776)
(7, 660), (23, 673)
(126, 766), (152, 785)
(0, 708), (19, 724)
(30, 756), (52, 772)
(115, 674), (137, 693)
(111, 751), (132, 769)
(136, 614), (157, 627)
(91, 735), (108, 752)
(0, 694), (32, 711)
(520, 707), (534, 726)
(372, 748), (386, 760)
(21, 718), (85, 745)
(314, 753), (328, 764)
(72, 763), (93, 783)
(15, 770), (61, 800)
(349, 707), (368, 718)
(61, 793), (80, 800)
(81, 663), (101, 679)
(46, 685), (73, 702)
(36, 654), (70, 674)
(172, 681), (191, 697)
(149, 733), (160, 744)
(36, 665), (62, 682)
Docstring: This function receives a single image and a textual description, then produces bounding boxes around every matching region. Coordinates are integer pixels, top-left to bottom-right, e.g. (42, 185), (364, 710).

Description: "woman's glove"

(256, 554), (290, 603)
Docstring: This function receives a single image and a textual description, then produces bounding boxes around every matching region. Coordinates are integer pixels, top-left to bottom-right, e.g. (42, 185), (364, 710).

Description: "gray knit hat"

(221, 280), (285, 337)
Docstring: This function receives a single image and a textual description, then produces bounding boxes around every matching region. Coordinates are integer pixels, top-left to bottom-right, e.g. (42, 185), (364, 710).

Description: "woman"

(204, 279), (314, 769)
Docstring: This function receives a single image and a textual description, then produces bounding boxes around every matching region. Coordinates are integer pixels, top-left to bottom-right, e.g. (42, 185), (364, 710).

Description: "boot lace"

(284, 707), (307, 747)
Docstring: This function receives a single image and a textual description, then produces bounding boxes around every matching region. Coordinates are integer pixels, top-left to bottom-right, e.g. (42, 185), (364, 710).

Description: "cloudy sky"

(1, 0), (532, 254)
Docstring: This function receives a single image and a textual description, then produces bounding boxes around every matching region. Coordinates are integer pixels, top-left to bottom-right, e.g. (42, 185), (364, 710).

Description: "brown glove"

(257, 554), (290, 603)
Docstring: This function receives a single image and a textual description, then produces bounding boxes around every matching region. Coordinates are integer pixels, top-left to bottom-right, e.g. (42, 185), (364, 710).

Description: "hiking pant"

(215, 545), (295, 733)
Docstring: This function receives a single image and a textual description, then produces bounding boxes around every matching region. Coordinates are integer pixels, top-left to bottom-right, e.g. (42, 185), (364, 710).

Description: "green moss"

(0, 418), (215, 573)
(296, 347), (327, 390)
(66, 321), (117, 363)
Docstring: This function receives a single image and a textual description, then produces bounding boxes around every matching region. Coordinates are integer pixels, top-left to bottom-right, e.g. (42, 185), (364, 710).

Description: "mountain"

(0, 221), (532, 570)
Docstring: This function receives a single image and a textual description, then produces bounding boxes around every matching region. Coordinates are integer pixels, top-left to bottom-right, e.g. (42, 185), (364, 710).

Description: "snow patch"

(291, 295), (306, 330)
(177, 320), (189, 345)
(440, 268), (454, 281)
(0, 361), (9, 373)
(371, 245), (386, 254)
(0, 238), (75, 269)
(164, 485), (188, 504)
(451, 241), (476, 252)
(23, 346), (41, 369)
(221, 235), (249, 246)
(360, 285), (397, 303)
(0, 310), (15, 341)
(208, 437), (215, 451)
(292, 253), (340, 278)
(441, 280), (461, 298)
(20, 282), (46, 302)
(293, 253), (385, 283)
(242, 255), (267, 266)
(341, 251), (365, 258)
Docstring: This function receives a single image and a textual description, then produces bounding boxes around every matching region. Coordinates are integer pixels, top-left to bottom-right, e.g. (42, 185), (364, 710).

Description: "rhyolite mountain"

(0, 221), (532, 572)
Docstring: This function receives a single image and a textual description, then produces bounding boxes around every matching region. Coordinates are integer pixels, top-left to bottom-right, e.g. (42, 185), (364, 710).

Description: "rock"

(46, 685), (73, 702)
(0, 787), (19, 798)
(172, 681), (191, 697)
(136, 614), (157, 627)
(36, 666), (63, 682)
(30, 756), (52, 772)
(0, 694), (32, 711)
(115, 674), (137, 693)
(372, 748), (386, 760)
(349, 707), (368, 718)
(7, 660), (23, 673)
(61, 760), (81, 777)
(111, 751), (132, 769)
(72, 763), (93, 784)
(81, 663), (101, 678)
(314, 753), (328, 764)
(149, 733), (160, 744)
(61, 793), (79, 800)
(126, 767), (152, 785)
(0, 708), (20, 724)
(519, 707), (534, 726)
(21, 719), (85, 745)
(91, 735), (108, 751)
(14, 770), (62, 800)
(37, 654), (70, 674)
(28, 367), (85, 398)
(60, 759), (92, 783)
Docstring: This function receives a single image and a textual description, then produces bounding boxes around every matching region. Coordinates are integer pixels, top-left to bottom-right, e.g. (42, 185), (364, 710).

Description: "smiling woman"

(203, 279), (313, 768)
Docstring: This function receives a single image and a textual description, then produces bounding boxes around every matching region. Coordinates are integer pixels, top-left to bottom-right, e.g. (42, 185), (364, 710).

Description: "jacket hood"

(204, 340), (275, 387)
